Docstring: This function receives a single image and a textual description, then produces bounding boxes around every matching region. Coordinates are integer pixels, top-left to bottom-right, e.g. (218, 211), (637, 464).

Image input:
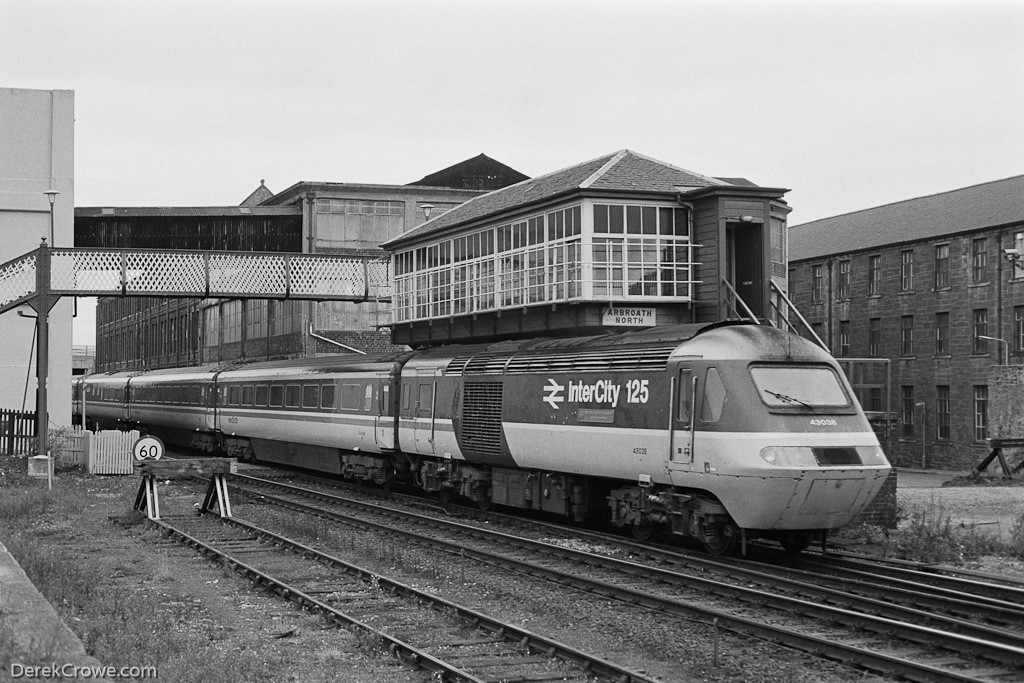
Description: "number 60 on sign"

(132, 435), (165, 461)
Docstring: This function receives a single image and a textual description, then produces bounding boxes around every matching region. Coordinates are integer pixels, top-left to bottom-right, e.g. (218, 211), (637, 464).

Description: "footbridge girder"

(0, 244), (392, 315)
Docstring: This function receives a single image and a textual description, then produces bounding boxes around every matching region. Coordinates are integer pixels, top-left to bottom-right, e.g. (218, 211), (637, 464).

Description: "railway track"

(275, 465), (1024, 624)
(147, 511), (656, 683)
(224, 472), (1024, 682)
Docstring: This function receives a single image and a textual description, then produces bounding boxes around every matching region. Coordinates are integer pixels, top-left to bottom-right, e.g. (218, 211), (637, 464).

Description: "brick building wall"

(789, 225), (1024, 470)
(853, 471), (898, 528)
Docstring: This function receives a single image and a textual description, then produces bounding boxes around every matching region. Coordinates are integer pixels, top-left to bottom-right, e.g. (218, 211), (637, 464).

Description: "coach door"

(412, 375), (437, 456)
(375, 380), (395, 450)
(667, 366), (696, 471)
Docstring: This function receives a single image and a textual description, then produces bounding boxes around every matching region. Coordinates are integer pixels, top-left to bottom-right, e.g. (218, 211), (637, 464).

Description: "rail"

(768, 280), (829, 351)
(720, 278), (760, 323)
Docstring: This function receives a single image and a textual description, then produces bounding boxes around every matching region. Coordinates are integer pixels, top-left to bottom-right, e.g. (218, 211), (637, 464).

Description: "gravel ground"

(5, 459), (1023, 682)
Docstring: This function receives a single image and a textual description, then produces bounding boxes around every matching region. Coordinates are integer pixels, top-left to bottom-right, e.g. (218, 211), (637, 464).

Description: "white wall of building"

(0, 87), (74, 427)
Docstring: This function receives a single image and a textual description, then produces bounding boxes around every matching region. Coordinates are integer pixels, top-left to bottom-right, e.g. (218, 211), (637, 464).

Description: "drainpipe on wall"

(996, 228), (1004, 364)
(916, 401), (927, 469)
(825, 258), (834, 351)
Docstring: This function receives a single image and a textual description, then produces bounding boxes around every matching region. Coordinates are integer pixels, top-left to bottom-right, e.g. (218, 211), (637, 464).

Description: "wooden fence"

(0, 409), (36, 455)
(56, 426), (88, 468)
(85, 430), (139, 475)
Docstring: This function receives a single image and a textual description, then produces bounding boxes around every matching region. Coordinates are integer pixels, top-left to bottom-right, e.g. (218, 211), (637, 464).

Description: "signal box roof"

(382, 149), (738, 249)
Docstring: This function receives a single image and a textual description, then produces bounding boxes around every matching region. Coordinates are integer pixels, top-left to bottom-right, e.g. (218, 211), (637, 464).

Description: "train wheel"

(436, 487), (455, 505)
(477, 497), (493, 512)
(780, 531), (812, 554)
(703, 533), (737, 556)
(630, 522), (655, 542)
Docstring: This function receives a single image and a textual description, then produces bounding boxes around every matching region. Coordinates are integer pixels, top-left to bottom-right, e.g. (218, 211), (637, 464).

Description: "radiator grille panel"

(461, 382), (503, 457)
(447, 344), (675, 376)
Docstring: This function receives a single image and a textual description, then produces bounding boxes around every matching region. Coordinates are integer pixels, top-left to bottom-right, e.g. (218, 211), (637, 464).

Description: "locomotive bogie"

(340, 453), (395, 487)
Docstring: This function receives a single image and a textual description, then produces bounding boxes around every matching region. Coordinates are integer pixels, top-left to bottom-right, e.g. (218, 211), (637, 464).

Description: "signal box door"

(727, 221), (765, 319)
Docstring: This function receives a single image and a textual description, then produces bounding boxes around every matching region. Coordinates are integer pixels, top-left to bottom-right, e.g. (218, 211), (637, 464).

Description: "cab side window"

(701, 368), (727, 423)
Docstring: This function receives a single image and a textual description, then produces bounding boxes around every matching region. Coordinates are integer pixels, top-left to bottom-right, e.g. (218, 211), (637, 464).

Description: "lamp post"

(43, 190), (59, 246)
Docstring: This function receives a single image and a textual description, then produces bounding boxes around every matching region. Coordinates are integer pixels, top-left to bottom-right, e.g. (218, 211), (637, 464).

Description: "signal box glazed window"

(749, 365), (851, 408)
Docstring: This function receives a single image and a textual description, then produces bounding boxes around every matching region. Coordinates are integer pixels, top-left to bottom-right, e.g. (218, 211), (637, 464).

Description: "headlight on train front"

(760, 445), (890, 467)
(759, 446), (817, 467)
(856, 445), (889, 466)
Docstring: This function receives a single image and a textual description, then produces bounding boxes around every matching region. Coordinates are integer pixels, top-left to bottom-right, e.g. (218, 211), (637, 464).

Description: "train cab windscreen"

(748, 365), (851, 408)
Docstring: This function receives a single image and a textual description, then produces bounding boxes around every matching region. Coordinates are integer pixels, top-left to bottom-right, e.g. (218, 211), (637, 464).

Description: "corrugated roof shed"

(75, 206), (300, 217)
(789, 175), (1024, 261)
(383, 149), (728, 248)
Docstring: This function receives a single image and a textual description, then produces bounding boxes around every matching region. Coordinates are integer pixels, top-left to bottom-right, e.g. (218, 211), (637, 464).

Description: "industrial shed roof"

(75, 206), (300, 217)
(788, 175), (1024, 261)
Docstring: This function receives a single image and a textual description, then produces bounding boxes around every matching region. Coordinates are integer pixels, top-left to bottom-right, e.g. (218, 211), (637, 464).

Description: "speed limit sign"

(132, 435), (165, 461)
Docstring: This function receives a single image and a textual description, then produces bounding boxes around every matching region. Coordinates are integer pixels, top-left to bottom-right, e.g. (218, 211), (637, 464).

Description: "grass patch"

(0, 475), (303, 682)
(837, 503), (1024, 563)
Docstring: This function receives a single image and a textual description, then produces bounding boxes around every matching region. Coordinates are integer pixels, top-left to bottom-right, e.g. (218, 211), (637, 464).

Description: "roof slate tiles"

(789, 175), (1024, 261)
(383, 150), (725, 248)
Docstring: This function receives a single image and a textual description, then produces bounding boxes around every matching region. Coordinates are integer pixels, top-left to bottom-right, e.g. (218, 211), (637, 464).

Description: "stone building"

(787, 176), (1024, 469)
(0, 87), (74, 423)
(84, 155), (524, 370)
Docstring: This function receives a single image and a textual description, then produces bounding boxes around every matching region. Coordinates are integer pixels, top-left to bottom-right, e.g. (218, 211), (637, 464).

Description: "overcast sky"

(3, 0), (1023, 344)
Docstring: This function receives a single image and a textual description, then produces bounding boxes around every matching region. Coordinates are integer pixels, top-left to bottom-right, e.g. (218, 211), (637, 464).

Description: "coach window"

(320, 384), (335, 409)
(417, 383), (433, 417)
(285, 384), (301, 408)
(228, 386), (241, 406)
(402, 383), (411, 412)
(677, 369), (693, 428)
(340, 383), (362, 411)
(381, 384), (391, 416)
(255, 385), (269, 406)
(269, 385), (284, 407)
(242, 386), (254, 406)
(302, 385), (319, 409)
(701, 368), (727, 423)
(363, 385), (373, 412)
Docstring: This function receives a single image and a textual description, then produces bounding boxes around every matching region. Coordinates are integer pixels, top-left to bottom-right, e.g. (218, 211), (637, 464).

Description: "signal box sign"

(602, 306), (655, 327)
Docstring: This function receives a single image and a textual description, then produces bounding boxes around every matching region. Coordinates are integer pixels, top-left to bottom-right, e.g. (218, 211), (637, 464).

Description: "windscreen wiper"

(763, 389), (813, 409)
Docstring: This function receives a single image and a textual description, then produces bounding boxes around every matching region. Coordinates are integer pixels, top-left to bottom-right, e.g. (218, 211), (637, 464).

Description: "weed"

(882, 504), (1004, 563)
(0, 487), (53, 522)
(1008, 512), (1024, 558)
